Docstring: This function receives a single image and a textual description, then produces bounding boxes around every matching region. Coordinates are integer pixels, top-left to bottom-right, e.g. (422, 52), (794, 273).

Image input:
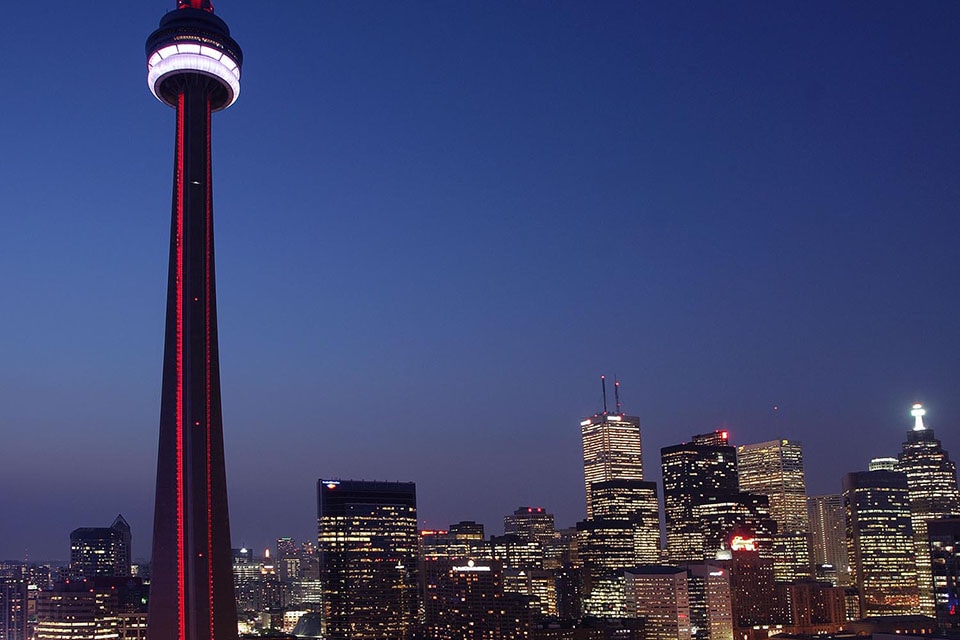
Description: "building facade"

(928, 518), (960, 632)
(581, 413), (643, 518)
(737, 440), (810, 581)
(35, 578), (147, 640)
(807, 494), (849, 586)
(693, 493), (777, 560)
(589, 479), (661, 564)
(843, 469), (919, 617)
(0, 566), (28, 640)
(317, 480), (419, 639)
(682, 562), (734, 640)
(661, 437), (739, 561)
(69, 515), (132, 578)
(624, 567), (692, 640)
(505, 507), (557, 546)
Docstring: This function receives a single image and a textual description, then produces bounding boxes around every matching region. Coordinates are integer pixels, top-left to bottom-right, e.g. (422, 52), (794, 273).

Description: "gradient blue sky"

(2, 1), (959, 560)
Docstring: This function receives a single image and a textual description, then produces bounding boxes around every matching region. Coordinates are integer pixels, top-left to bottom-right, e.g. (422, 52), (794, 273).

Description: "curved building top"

(146, 3), (243, 111)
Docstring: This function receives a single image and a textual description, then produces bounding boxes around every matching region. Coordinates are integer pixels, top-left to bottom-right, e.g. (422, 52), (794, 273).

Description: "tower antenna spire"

(601, 375), (608, 414)
(614, 376), (622, 414)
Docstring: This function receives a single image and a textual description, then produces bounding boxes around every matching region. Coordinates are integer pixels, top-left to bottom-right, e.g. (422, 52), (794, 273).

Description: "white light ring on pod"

(147, 49), (241, 110)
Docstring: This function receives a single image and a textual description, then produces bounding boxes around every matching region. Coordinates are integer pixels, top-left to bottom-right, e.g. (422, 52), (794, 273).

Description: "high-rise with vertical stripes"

(737, 439), (810, 581)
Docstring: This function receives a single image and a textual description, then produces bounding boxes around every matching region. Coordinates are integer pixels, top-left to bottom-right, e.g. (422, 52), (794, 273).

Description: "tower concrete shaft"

(146, 4), (243, 640)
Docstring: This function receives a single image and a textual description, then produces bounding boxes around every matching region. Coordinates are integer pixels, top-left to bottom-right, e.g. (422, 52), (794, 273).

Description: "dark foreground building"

(317, 480), (419, 639)
(145, 2), (244, 640)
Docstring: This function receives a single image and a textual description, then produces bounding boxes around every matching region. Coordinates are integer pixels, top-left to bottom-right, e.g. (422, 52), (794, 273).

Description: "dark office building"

(661, 436), (739, 561)
(588, 479), (661, 564)
(144, 2), (244, 639)
(69, 515), (132, 578)
(422, 558), (530, 639)
(843, 469), (919, 617)
(694, 493), (777, 560)
(928, 518), (960, 633)
(723, 547), (787, 630)
(317, 479), (419, 640)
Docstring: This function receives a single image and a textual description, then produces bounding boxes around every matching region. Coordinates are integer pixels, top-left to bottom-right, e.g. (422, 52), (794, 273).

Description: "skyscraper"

(807, 494), (849, 586)
(897, 403), (960, 617)
(843, 469), (919, 617)
(69, 515), (132, 578)
(589, 479), (662, 564)
(317, 480), (419, 639)
(581, 411), (643, 518)
(737, 439), (810, 581)
(145, 2), (243, 639)
(661, 434), (739, 561)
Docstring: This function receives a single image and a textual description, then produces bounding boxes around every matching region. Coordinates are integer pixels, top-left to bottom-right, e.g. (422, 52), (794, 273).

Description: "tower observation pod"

(145, 2), (242, 640)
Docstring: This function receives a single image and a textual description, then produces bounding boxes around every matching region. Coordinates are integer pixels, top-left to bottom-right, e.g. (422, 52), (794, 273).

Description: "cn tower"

(145, 2), (242, 639)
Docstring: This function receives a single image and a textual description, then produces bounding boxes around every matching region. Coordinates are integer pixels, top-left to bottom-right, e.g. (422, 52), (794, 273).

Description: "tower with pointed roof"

(898, 403), (960, 617)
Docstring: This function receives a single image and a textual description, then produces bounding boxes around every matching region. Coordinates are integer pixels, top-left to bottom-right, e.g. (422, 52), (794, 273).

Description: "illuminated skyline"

(1, 2), (960, 560)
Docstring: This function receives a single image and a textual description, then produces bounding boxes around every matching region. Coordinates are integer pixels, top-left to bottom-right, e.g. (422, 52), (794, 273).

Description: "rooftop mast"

(614, 376), (622, 415)
(601, 375), (608, 414)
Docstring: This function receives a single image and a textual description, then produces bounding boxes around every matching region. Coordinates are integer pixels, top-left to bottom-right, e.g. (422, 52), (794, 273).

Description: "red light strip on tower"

(204, 94), (215, 640)
(175, 90), (187, 640)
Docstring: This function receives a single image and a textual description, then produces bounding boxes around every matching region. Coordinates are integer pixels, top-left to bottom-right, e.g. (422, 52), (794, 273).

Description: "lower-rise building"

(624, 566), (692, 640)
(928, 518), (960, 633)
(0, 567), (28, 640)
(779, 580), (847, 634)
(682, 562), (734, 640)
(35, 577), (147, 640)
(421, 558), (530, 639)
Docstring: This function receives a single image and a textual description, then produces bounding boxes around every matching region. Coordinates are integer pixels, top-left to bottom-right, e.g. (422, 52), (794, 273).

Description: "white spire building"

(897, 403), (960, 617)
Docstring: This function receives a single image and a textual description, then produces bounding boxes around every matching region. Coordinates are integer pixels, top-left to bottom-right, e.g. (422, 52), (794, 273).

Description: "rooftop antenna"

(601, 375), (608, 414)
(614, 376), (622, 414)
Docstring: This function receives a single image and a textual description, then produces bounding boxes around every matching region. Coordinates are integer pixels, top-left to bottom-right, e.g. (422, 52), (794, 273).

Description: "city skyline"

(2, 1), (960, 560)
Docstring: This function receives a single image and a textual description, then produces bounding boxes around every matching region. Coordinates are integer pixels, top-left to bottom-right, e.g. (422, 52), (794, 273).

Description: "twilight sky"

(2, 1), (959, 561)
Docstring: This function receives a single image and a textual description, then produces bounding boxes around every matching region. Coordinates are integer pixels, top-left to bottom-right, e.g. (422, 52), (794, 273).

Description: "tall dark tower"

(145, 2), (243, 640)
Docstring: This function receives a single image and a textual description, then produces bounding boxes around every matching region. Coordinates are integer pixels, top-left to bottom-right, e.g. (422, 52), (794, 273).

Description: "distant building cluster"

(3, 401), (959, 640)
